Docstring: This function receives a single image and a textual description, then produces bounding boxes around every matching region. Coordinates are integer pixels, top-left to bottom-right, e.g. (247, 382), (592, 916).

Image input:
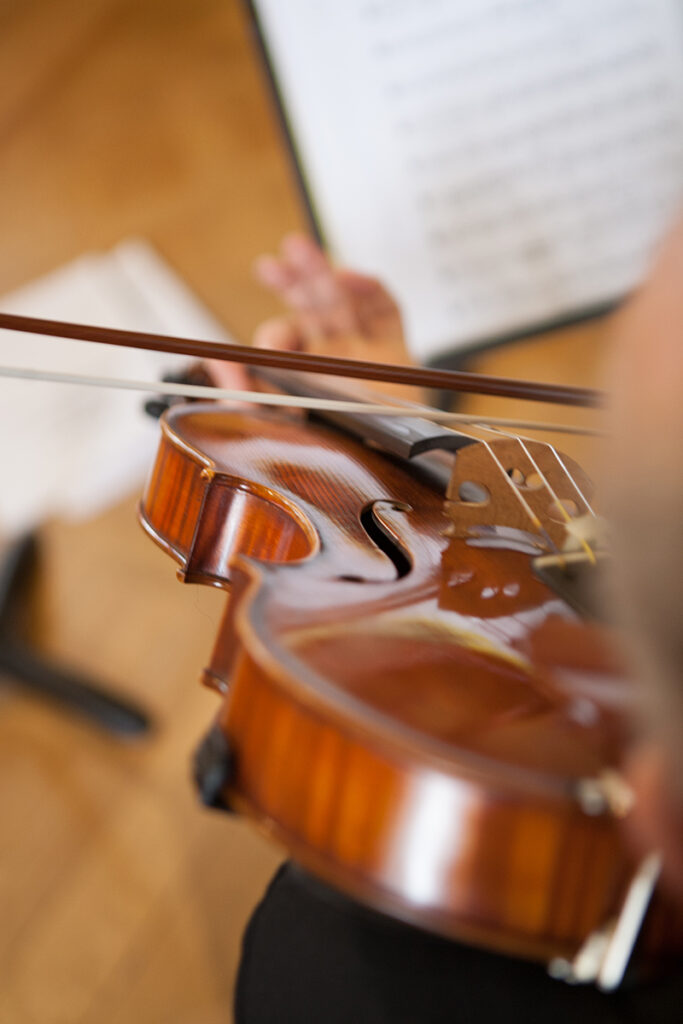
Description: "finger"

(335, 269), (398, 313)
(253, 316), (305, 352)
(255, 235), (329, 295)
(280, 232), (329, 273)
(254, 252), (323, 319)
(282, 235), (366, 335)
(254, 254), (298, 292)
(335, 268), (385, 295)
(206, 315), (305, 390)
(335, 269), (402, 337)
(279, 235), (345, 313)
(255, 246), (356, 338)
(205, 357), (251, 391)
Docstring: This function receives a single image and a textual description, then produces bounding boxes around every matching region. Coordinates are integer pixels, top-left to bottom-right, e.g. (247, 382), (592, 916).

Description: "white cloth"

(0, 239), (231, 535)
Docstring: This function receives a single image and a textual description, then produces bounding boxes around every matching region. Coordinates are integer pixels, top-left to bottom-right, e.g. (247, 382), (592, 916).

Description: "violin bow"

(0, 312), (603, 408)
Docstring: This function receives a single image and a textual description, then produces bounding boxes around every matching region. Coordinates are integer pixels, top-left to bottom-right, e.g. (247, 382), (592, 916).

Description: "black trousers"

(235, 863), (681, 1024)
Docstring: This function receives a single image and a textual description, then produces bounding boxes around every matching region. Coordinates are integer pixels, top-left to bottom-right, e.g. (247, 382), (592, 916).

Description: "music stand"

(0, 532), (150, 736)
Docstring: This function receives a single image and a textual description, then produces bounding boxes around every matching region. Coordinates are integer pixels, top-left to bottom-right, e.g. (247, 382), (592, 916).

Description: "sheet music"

(255, 0), (683, 358)
(0, 240), (231, 536)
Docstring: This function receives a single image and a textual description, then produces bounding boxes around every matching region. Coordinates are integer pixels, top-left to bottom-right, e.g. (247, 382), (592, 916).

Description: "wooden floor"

(0, 3), (298, 1021)
(0, 2), (608, 1021)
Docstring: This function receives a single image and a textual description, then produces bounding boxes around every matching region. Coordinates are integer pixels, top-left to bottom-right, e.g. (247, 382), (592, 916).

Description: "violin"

(0, 311), (677, 988)
(134, 378), (668, 988)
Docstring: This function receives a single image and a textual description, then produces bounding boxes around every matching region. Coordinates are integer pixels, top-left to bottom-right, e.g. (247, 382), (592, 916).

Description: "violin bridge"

(444, 437), (595, 552)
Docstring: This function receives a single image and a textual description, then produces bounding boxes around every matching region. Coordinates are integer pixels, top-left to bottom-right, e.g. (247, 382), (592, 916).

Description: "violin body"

(140, 402), (647, 966)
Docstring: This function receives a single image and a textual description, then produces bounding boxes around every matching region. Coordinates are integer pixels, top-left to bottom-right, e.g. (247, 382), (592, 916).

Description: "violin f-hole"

(353, 501), (413, 581)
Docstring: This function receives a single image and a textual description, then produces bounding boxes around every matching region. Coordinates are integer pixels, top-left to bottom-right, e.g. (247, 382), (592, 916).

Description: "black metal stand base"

(0, 532), (151, 736)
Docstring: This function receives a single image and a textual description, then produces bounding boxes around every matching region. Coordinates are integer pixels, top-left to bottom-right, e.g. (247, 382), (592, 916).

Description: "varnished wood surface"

(140, 404), (631, 964)
(0, 1), (611, 1021)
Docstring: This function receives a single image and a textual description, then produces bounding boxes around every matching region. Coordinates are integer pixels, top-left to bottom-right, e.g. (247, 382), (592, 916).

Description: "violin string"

(483, 424), (596, 563)
(476, 438), (546, 540)
(503, 432), (594, 564)
(0, 364), (603, 437)
(490, 420), (598, 519)
(543, 444), (597, 518)
(460, 421), (563, 551)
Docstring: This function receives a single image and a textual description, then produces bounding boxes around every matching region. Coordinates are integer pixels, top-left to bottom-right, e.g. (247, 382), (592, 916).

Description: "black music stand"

(0, 532), (150, 736)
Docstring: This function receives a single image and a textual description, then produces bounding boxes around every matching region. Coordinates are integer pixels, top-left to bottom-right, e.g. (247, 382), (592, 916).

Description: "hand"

(208, 234), (411, 398)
